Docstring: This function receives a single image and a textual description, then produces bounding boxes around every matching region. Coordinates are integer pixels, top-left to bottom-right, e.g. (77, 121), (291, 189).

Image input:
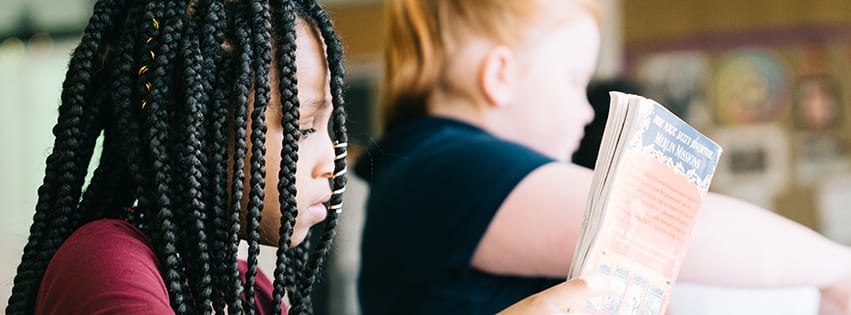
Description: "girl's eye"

(298, 128), (317, 139)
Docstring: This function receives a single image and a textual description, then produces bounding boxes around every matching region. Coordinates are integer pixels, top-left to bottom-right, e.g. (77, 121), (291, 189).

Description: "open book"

(568, 92), (723, 315)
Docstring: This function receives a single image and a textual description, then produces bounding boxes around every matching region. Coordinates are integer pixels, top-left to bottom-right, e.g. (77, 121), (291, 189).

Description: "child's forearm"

(678, 192), (851, 288)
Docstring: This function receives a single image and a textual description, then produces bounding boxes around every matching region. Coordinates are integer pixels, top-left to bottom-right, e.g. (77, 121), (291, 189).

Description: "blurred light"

(27, 32), (54, 56)
(0, 37), (26, 59)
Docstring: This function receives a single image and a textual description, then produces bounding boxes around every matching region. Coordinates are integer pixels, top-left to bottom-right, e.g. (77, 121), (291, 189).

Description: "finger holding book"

(497, 276), (620, 315)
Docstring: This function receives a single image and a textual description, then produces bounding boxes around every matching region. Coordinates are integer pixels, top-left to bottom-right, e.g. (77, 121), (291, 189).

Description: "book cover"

(569, 92), (723, 315)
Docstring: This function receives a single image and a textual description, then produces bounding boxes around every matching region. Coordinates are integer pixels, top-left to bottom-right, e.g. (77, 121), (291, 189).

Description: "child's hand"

(497, 276), (618, 314)
(821, 275), (851, 315)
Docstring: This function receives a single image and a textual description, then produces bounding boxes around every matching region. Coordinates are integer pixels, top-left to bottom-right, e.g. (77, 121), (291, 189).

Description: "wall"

(623, 0), (851, 241)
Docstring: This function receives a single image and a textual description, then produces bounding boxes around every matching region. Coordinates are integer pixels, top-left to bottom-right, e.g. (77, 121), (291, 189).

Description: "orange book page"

(580, 152), (702, 315)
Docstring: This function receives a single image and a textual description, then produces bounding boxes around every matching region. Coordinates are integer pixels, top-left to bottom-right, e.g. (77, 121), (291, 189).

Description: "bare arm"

(471, 162), (588, 277)
(679, 192), (851, 287)
(472, 161), (851, 289)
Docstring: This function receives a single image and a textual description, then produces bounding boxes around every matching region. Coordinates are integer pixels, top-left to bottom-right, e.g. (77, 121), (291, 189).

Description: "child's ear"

(479, 45), (516, 108)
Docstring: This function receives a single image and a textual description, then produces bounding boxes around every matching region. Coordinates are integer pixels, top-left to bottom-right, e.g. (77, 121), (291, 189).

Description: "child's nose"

(313, 134), (335, 179)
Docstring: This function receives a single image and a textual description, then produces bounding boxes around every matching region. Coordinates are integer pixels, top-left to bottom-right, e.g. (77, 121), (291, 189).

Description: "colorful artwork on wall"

(713, 49), (790, 125)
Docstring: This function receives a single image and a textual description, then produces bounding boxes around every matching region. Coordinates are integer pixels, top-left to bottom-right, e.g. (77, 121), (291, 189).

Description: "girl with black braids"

(6, 0), (348, 313)
(356, 0), (851, 314)
(6, 0), (617, 312)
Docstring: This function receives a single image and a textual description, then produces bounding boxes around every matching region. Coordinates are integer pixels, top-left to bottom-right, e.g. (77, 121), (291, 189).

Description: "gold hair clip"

(334, 151), (347, 160)
(328, 202), (343, 214)
(332, 187), (346, 195)
(333, 167), (347, 178)
(139, 18), (159, 109)
(333, 142), (348, 149)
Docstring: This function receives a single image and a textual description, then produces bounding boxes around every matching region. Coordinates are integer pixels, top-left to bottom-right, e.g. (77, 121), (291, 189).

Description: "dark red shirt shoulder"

(35, 219), (285, 315)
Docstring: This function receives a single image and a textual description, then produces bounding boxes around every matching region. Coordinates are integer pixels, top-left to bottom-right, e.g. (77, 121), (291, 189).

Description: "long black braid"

(144, 0), (196, 312)
(270, 0), (303, 312)
(178, 3), (214, 311)
(227, 2), (254, 313)
(195, 0), (231, 311)
(242, 0), (273, 311)
(77, 12), (140, 221)
(6, 0), (126, 312)
(291, 0), (348, 312)
(6, 0), (348, 314)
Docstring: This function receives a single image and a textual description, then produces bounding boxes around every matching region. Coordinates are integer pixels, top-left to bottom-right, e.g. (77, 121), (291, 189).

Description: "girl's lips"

(304, 193), (331, 223)
(308, 202), (328, 222)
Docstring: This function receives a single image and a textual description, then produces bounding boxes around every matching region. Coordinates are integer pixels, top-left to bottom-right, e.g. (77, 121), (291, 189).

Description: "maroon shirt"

(35, 219), (286, 314)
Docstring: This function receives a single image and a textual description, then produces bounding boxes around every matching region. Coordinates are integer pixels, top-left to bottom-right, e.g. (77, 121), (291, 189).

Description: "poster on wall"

(710, 124), (790, 209)
(635, 51), (713, 130)
(792, 75), (843, 131)
(713, 49), (790, 125)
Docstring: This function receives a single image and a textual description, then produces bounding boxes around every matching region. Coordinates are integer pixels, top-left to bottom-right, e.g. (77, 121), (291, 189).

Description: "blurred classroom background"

(2, 0), (850, 314)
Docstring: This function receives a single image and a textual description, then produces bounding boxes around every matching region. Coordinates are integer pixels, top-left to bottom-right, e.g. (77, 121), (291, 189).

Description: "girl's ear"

(479, 45), (517, 108)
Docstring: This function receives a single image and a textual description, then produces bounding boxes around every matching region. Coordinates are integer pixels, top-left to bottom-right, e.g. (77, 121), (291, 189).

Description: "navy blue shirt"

(355, 117), (560, 314)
